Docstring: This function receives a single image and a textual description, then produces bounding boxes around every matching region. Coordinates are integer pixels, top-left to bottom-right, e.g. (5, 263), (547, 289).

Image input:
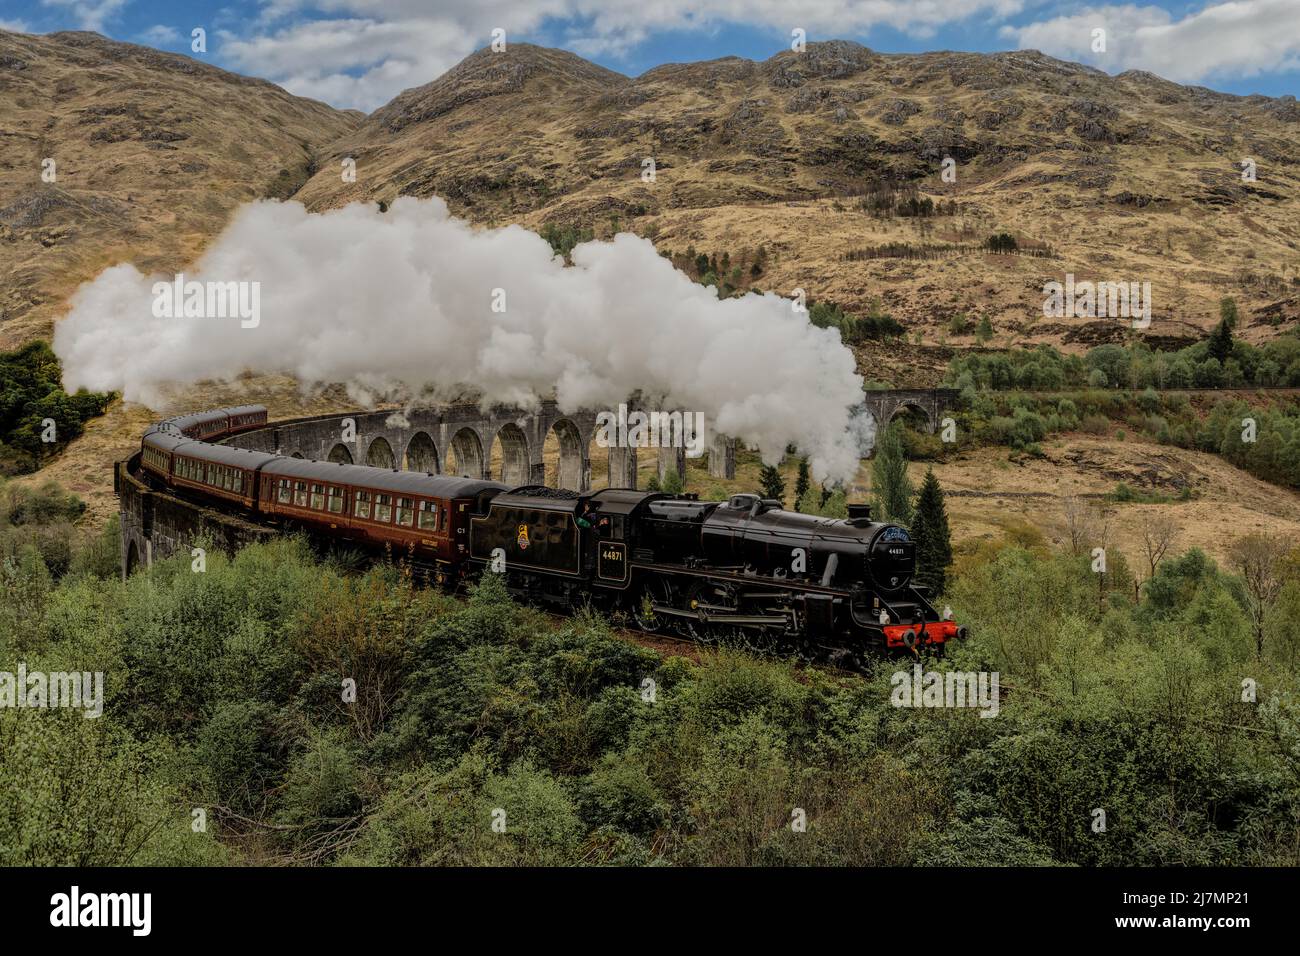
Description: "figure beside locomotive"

(138, 405), (965, 657)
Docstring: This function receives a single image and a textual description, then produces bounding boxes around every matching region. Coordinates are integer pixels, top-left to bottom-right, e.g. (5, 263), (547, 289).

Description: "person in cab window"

(576, 499), (610, 533)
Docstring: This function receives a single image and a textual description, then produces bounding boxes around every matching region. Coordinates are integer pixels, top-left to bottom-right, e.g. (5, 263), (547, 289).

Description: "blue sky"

(3, 1), (1298, 111)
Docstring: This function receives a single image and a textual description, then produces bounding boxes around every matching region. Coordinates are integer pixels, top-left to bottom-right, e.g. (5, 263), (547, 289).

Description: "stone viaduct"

(118, 389), (958, 575)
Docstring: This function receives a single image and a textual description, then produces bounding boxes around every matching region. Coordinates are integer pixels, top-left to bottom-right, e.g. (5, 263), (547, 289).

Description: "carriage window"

(294, 481), (308, 506)
(310, 483), (325, 509)
(418, 500), (438, 531)
(375, 494), (392, 523)
(278, 479), (291, 504)
(327, 486), (344, 514)
(355, 490), (371, 519)
(396, 497), (414, 527)
(233, 471), (243, 493)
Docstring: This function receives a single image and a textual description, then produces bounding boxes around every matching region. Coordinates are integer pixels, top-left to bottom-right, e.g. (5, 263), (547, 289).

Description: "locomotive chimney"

(846, 503), (871, 526)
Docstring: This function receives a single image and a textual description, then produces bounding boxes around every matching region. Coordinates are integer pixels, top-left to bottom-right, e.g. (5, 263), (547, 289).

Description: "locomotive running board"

(650, 604), (787, 627)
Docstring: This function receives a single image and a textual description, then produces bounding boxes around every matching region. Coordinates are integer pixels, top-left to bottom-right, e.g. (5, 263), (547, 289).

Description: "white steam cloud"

(54, 197), (874, 481)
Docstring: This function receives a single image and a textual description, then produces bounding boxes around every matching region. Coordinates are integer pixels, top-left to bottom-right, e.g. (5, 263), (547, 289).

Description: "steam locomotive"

(136, 405), (964, 660)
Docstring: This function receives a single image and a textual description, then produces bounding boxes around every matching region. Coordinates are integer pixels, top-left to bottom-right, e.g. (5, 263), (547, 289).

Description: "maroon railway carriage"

(223, 405), (269, 436)
(139, 429), (188, 482)
(257, 458), (507, 570)
(140, 430), (277, 511)
(164, 405), (268, 441)
(171, 442), (280, 511)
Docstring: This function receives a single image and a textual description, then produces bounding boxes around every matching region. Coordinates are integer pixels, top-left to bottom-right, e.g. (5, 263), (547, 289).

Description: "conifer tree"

(871, 423), (913, 524)
(911, 468), (953, 595)
(793, 457), (810, 511)
(1208, 297), (1237, 363)
(759, 463), (786, 505)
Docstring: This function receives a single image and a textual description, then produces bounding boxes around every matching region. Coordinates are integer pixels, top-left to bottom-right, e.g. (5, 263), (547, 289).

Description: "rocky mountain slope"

(7, 33), (1299, 368)
(293, 41), (1300, 369)
(0, 29), (360, 349)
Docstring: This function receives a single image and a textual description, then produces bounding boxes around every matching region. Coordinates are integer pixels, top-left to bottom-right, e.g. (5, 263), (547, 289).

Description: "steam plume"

(55, 197), (874, 480)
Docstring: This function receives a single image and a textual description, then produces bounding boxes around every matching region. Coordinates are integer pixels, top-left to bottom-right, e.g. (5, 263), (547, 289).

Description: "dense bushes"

(947, 335), (1300, 393)
(809, 299), (904, 344)
(3, 528), (1299, 867)
(0, 341), (113, 475)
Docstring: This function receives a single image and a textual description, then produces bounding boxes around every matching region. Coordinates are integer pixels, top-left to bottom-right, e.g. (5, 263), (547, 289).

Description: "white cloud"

(218, 0), (1027, 111)
(219, 16), (511, 111)
(0, 19), (31, 32)
(139, 24), (180, 45)
(1002, 0), (1300, 83)
(40, 0), (129, 33)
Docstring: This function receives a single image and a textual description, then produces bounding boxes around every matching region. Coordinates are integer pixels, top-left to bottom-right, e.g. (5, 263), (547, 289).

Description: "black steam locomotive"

(469, 486), (964, 659)
(137, 406), (963, 661)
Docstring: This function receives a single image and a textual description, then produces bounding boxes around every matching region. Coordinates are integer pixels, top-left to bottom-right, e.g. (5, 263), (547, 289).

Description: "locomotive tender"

(137, 406), (964, 658)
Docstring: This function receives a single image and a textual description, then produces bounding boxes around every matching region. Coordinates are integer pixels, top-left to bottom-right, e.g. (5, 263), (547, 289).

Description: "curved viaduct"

(117, 389), (957, 576)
